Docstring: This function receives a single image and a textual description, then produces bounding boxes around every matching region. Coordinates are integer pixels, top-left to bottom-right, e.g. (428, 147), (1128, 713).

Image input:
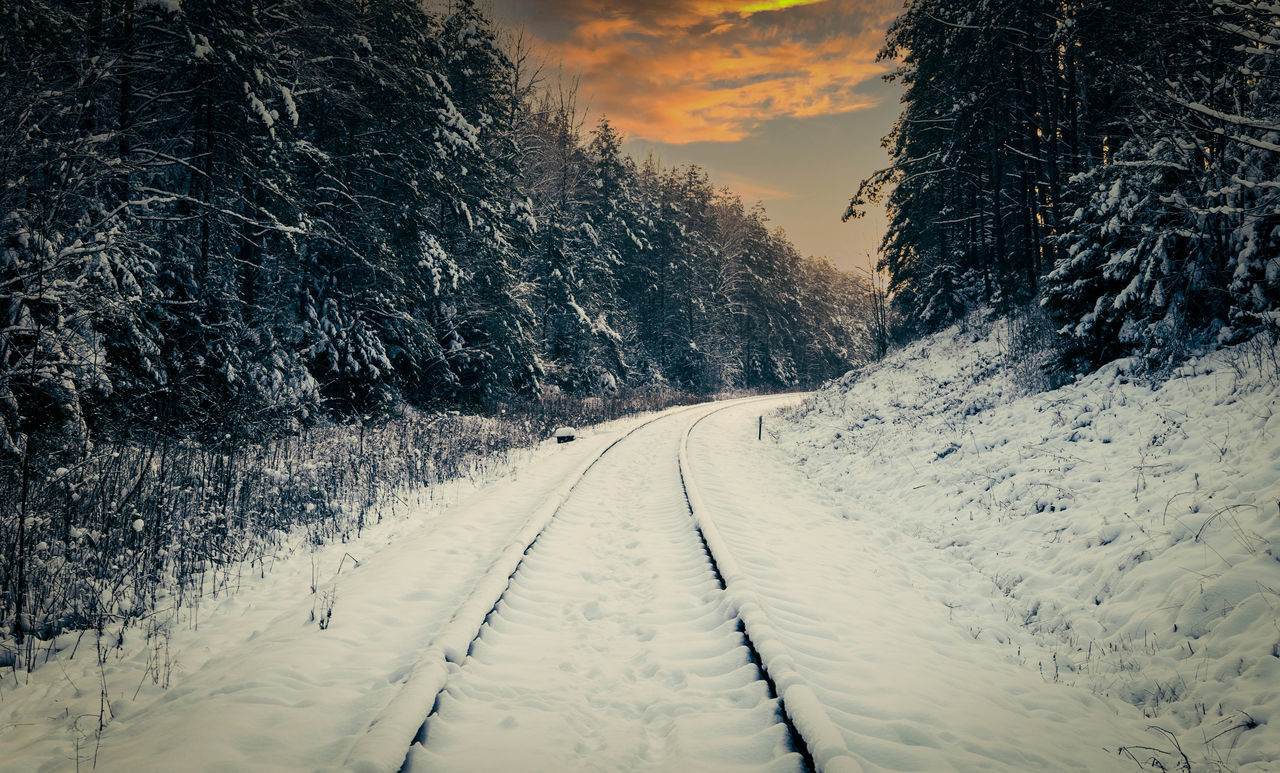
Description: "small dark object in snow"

(555, 426), (576, 443)
(935, 442), (960, 459)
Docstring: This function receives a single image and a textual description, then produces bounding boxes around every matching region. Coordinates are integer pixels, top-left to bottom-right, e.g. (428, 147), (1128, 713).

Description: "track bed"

(402, 411), (805, 773)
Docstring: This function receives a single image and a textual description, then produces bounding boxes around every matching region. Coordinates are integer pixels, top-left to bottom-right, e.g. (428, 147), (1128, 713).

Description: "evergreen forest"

(2, 0), (872, 457)
(850, 0), (1279, 373)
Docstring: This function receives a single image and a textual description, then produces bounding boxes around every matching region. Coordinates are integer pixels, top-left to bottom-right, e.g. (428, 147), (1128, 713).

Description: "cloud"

(495, 0), (900, 144)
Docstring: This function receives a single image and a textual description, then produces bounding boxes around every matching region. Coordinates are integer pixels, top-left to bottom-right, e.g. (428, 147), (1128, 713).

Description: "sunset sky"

(490, 0), (905, 274)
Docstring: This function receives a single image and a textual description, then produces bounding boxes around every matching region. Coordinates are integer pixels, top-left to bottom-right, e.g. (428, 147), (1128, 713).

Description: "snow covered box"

(554, 426), (577, 443)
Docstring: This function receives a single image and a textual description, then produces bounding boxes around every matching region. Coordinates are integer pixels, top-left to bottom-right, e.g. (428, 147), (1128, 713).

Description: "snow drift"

(779, 318), (1280, 772)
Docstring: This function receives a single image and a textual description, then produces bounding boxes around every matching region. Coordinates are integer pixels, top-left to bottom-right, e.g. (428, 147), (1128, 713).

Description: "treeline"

(850, 0), (1279, 371)
(1, 0), (870, 458)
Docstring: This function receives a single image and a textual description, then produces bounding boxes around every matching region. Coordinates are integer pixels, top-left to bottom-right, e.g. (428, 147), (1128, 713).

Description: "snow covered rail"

(679, 395), (864, 773)
(379, 395), (815, 772)
(340, 405), (702, 773)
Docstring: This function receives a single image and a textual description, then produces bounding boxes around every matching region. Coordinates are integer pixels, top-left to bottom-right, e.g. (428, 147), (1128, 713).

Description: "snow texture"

(680, 398), (865, 773)
(771, 322), (1280, 772)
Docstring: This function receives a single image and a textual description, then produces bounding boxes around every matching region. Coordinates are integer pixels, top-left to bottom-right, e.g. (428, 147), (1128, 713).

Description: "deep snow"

(773, 320), (1280, 772)
(690, 401), (1153, 771)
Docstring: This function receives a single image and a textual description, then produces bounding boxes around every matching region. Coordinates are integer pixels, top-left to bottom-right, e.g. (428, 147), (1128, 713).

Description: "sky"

(489, 0), (904, 275)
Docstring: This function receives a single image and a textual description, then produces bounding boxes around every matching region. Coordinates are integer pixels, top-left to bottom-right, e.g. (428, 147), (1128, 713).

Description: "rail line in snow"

(342, 395), (815, 773)
(407, 398), (805, 771)
(680, 398), (861, 773)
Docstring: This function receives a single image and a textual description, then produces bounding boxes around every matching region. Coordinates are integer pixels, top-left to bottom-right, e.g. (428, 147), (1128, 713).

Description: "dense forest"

(0, 0), (873, 654)
(1, 0), (871, 455)
(849, 0), (1280, 373)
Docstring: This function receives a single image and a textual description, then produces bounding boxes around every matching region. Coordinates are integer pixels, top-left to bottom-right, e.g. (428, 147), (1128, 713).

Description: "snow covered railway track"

(355, 397), (812, 773)
(680, 401), (861, 773)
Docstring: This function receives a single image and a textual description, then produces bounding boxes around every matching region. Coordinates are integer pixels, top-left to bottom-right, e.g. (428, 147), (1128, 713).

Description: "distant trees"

(0, 0), (870, 457)
(852, 0), (1280, 371)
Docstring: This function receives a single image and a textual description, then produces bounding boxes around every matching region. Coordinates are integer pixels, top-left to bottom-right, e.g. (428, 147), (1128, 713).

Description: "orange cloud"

(498, 0), (900, 144)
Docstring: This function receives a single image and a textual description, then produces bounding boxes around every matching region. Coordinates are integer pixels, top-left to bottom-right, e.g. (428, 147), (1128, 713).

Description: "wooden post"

(758, 415), (762, 440)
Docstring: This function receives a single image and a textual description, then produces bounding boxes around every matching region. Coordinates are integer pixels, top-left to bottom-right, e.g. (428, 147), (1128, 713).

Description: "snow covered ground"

(2, 326), (1276, 772)
(771, 320), (1280, 772)
(0, 415), (653, 772)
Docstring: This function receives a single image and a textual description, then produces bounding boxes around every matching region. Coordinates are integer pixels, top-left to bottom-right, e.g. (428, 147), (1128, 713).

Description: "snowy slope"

(773, 321), (1280, 772)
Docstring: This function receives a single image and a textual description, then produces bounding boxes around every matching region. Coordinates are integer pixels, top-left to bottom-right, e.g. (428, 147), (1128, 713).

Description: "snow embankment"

(780, 322), (1280, 771)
